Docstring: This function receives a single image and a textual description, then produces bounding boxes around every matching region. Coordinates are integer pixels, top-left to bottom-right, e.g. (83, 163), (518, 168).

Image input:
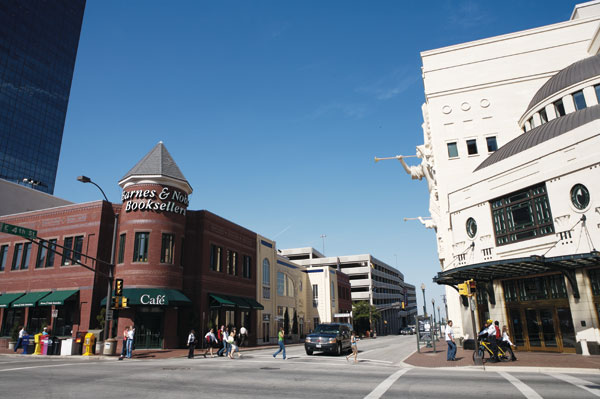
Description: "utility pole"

(320, 234), (326, 255)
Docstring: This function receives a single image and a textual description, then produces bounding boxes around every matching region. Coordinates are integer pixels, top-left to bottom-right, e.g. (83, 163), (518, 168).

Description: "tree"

(283, 308), (290, 335)
(292, 310), (298, 335)
(352, 301), (380, 335)
(95, 307), (106, 330)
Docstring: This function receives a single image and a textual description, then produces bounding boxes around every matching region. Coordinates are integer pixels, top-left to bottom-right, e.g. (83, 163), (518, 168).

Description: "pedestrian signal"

(458, 283), (469, 296)
(115, 279), (124, 296)
(468, 279), (476, 295)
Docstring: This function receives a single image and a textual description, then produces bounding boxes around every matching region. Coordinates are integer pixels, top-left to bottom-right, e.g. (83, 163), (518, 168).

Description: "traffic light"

(458, 283), (469, 296)
(401, 301), (405, 309)
(121, 297), (128, 308)
(468, 279), (477, 295)
(115, 279), (124, 296)
(112, 296), (120, 309)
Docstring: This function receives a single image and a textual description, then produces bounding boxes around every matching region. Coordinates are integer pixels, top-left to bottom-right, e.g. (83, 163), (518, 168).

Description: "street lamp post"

(77, 176), (118, 344)
(420, 283), (427, 317)
(431, 298), (436, 338)
(437, 305), (441, 325)
(442, 294), (448, 322)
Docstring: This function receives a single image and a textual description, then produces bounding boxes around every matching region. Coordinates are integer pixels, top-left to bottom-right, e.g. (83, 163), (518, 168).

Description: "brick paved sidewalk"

(404, 340), (600, 369)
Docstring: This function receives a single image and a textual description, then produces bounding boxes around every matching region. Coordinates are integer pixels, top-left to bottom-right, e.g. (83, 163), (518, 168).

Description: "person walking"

(204, 328), (217, 358)
(272, 327), (286, 359)
(228, 330), (241, 359)
(126, 325), (135, 359)
(346, 331), (359, 364)
(445, 320), (456, 361)
(187, 329), (196, 359)
(14, 326), (26, 353)
(217, 325), (226, 357)
(501, 325), (517, 361)
(239, 326), (248, 347)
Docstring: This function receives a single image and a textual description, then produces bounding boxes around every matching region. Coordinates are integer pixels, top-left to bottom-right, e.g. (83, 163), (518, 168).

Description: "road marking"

(360, 358), (393, 364)
(0, 362), (98, 372)
(550, 373), (600, 397)
(498, 371), (543, 399)
(363, 368), (410, 399)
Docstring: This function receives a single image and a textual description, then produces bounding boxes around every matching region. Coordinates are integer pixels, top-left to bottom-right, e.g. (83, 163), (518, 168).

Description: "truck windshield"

(314, 325), (340, 334)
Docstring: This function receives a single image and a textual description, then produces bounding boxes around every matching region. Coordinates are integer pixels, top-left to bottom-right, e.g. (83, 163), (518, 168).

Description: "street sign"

(106, 310), (113, 321)
(51, 309), (58, 318)
(0, 222), (37, 239)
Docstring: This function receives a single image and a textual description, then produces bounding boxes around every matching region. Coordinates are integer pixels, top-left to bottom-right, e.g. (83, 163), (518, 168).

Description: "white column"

(545, 103), (557, 121)
(583, 86), (598, 107)
(563, 94), (576, 114)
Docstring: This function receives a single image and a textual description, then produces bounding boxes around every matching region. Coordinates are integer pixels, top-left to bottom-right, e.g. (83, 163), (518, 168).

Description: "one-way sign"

(0, 222), (37, 239)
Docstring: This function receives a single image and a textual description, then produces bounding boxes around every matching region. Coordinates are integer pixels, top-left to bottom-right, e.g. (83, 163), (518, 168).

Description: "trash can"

(103, 339), (117, 356)
(46, 336), (53, 355)
(41, 335), (49, 355)
(48, 337), (61, 355)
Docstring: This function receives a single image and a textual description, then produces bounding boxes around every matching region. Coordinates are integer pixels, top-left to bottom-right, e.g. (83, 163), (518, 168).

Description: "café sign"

(122, 186), (189, 216)
(140, 294), (167, 305)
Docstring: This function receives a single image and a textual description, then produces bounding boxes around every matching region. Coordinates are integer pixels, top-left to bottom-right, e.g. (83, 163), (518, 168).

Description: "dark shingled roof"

(475, 104), (600, 171)
(120, 142), (188, 183)
(526, 54), (600, 115)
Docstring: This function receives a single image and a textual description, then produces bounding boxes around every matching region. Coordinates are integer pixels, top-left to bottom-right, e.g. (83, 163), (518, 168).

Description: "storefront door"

(135, 308), (164, 349)
(509, 306), (575, 353)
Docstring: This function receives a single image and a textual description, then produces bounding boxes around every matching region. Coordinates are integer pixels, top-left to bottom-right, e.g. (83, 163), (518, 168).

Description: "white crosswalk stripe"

(549, 373), (600, 397)
(363, 368), (410, 399)
(498, 371), (543, 399)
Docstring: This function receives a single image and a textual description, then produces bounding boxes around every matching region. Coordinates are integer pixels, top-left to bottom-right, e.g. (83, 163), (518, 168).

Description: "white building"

(403, 1), (600, 354)
(280, 247), (417, 335)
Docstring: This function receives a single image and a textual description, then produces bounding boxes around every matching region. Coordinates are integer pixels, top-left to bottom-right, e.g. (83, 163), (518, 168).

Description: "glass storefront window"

(557, 307), (576, 348)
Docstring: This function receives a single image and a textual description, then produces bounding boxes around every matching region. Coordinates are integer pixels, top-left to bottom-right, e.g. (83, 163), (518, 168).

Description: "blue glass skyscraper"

(0, 0), (86, 194)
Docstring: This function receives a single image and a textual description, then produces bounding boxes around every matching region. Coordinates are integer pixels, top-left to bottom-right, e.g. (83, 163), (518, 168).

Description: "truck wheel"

(306, 349), (313, 356)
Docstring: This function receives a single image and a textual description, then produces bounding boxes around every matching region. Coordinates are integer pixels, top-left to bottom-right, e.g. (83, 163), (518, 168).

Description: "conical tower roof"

(118, 142), (192, 193)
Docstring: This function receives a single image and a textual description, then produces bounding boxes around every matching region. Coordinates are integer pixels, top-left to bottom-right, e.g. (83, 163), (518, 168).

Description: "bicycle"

(472, 340), (510, 364)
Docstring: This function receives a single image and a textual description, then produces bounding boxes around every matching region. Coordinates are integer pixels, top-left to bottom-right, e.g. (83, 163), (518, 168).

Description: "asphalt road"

(1, 335), (599, 399)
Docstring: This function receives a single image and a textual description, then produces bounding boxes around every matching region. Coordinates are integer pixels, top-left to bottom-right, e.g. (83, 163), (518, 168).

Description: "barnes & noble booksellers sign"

(122, 186), (189, 215)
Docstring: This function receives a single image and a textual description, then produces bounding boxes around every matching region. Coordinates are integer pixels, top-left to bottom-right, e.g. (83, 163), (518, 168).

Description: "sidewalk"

(404, 340), (600, 370)
(0, 343), (302, 360)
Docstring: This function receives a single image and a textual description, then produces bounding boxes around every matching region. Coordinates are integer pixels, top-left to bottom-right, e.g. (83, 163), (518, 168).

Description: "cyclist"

(477, 319), (500, 362)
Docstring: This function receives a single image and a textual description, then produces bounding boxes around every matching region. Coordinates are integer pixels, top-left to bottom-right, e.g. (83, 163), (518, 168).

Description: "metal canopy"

(433, 252), (600, 300)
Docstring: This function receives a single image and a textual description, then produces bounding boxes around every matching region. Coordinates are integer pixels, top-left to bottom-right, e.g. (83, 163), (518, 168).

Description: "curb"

(400, 362), (600, 374)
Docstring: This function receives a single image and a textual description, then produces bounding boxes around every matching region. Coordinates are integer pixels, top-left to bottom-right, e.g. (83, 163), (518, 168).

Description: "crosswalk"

(364, 368), (600, 399)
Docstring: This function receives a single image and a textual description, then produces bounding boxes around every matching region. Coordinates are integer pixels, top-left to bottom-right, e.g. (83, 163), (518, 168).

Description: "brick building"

(0, 142), (262, 350)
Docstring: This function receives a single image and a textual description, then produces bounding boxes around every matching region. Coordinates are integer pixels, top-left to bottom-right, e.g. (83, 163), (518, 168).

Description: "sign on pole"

(106, 310), (113, 321)
(51, 309), (58, 318)
(0, 222), (37, 239)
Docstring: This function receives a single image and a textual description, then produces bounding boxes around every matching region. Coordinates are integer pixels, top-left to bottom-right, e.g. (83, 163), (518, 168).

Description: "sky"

(55, 0), (575, 319)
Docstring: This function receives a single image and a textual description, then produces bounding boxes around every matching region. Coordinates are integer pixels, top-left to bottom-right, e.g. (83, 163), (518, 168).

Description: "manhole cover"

(260, 367), (280, 370)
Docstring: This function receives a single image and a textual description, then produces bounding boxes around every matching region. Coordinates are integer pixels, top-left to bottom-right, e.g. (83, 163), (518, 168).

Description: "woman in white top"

(228, 330), (241, 359)
(204, 328), (217, 358)
(500, 325), (517, 361)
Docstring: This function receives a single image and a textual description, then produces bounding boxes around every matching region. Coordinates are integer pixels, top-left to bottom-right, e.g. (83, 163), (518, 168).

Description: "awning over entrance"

(0, 293), (25, 308)
(209, 294), (264, 310)
(101, 288), (191, 306)
(39, 290), (79, 306)
(434, 252), (600, 301)
(12, 291), (52, 308)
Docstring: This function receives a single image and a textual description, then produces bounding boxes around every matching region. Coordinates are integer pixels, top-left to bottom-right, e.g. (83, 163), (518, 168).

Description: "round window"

(570, 184), (590, 210)
(466, 217), (477, 238)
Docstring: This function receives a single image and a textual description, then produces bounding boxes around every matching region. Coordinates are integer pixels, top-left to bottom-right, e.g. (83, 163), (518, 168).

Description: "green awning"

(243, 297), (265, 310)
(209, 294), (264, 310)
(39, 290), (79, 306)
(12, 291), (52, 308)
(209, 294), (236, 308)
(101, 288), (191, 306)
(0, 293), (25, 308)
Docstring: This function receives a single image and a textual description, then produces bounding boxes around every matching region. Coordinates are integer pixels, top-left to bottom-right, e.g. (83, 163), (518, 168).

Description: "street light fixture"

(421, 283), (427, 317)
(431, 297), (436, 338)
(77, 175), (118, 345)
